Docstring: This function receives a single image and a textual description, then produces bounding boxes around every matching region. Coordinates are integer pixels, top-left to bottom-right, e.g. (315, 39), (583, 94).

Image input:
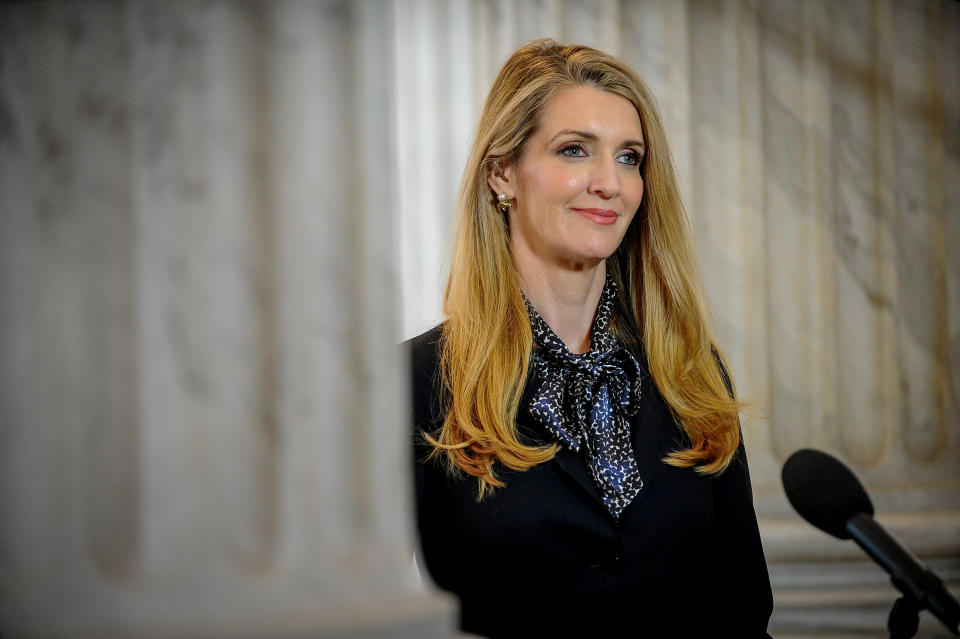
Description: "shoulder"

(405, 324), (442, 366)
(404, 324), (443, 391)
(403, 324), (445, 434)
(710, 344), (736, 400)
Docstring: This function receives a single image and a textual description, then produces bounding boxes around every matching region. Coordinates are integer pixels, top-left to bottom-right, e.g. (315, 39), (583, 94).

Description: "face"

(489, 85), (645, 272)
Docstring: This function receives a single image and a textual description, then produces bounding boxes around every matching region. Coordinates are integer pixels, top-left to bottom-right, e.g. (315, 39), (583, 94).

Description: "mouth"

(571, 208), (619, 226)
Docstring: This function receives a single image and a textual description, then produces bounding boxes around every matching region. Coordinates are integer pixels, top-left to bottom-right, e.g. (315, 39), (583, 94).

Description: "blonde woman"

(408, 39), (773, 637)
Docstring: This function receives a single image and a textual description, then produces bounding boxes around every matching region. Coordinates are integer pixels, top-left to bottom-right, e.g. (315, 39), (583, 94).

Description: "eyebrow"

(549, 128), (646, 151)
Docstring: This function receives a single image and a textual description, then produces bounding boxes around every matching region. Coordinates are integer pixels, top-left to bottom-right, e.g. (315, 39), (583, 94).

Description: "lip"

(571, 208), (619, 226)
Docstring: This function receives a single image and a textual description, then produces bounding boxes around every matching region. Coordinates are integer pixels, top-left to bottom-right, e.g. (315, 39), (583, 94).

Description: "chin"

(577, 239), (622, 262)
(561, 247), (618, 268)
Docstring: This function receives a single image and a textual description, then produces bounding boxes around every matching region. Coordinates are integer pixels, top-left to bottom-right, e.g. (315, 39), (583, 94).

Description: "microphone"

(782, 448), (960, 635)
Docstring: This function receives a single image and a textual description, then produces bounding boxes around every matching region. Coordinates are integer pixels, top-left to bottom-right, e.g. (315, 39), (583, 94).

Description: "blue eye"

(559, 144), (586, 157)
(617, 151), (643, 166)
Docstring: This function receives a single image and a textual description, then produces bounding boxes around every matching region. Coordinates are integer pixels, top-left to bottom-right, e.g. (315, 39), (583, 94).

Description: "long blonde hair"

(429, 39), (741, 497)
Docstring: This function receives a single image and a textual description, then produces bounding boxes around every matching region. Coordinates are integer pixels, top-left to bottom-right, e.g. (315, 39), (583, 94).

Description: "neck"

(515, 258), (607, 354)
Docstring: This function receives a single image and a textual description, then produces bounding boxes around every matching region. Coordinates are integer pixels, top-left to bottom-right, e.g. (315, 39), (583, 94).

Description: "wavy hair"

(428, 39), (741, 497)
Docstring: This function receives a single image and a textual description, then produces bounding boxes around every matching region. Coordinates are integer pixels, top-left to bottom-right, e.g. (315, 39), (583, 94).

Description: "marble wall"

(0, 2), (454, 637)
(394, 0), (960, 636)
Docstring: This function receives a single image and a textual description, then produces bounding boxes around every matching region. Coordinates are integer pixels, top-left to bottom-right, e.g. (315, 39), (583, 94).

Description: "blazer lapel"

(515, 363), (614, 515)
(551, 444), (610, 510)
(515, 407), (610, 514)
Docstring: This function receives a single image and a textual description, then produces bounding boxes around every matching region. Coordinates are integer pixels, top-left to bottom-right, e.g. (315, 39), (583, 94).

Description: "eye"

(558, 143), (587, 158)
(617, 150), (643, 166)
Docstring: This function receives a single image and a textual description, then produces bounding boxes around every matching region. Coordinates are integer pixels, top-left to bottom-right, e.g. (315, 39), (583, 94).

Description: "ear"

(486, 158), (517, 200)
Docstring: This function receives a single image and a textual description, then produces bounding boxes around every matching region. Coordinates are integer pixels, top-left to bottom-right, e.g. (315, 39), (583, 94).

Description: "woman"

(408, 39), (773, 637)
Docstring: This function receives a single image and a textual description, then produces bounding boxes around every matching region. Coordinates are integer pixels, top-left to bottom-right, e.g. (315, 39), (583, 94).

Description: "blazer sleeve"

(711, 438), (775, 637)
(712, 350), (774, 636)
(406, 326), (444, 518)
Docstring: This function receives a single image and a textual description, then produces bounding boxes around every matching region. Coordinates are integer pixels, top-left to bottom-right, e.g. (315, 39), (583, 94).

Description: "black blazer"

(408, 326), (774, 638)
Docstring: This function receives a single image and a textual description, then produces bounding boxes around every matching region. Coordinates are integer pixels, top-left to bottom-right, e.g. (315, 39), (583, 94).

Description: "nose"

(587, 155), (620, 199)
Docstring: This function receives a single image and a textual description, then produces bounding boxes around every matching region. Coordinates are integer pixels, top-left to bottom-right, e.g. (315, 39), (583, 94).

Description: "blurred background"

(1, 1), (957, 637)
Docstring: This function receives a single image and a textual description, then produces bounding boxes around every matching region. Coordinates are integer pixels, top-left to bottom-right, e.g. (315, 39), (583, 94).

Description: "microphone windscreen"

(781, 448), (874, 539)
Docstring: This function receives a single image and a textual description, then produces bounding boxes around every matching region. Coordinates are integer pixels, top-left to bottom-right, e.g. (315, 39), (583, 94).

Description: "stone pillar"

(746, 2), (960, 635)
(0, 2), (455, 637)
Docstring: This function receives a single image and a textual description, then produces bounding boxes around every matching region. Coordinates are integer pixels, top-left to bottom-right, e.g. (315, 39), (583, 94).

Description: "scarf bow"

(525, 275), (644, 519)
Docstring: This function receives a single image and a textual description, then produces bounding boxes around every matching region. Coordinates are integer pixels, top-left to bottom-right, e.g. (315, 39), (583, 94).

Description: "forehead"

(535, 85), (643, 140)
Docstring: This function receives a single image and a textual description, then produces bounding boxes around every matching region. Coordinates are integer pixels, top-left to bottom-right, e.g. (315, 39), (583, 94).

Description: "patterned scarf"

(525, 274), (644, 520)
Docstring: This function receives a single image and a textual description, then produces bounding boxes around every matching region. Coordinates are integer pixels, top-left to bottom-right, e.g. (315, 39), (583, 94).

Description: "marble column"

(0, 2), (455, 637)
(745, 1), (960, 634)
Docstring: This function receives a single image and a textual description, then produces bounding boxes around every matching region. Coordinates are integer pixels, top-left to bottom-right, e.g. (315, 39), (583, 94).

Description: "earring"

(497, 193), (512, 212)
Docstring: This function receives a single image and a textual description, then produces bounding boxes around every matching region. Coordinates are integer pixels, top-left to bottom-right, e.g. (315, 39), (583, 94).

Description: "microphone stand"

(888, 591), (920, 639)
(846, 513), (960, 638)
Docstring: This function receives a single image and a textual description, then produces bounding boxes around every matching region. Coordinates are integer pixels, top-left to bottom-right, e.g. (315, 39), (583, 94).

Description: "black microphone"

(782, 448), (960, 635)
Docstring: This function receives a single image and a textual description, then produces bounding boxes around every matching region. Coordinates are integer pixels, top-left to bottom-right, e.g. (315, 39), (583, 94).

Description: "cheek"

(626, 177), (644, 209)
(617, 178), (643, 231)
(522, 164), (583, 202)
(563, 172), (583, 191)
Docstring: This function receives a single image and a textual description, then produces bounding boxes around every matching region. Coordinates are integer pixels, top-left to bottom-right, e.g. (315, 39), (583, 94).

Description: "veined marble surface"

(0, 2), (453, 637)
